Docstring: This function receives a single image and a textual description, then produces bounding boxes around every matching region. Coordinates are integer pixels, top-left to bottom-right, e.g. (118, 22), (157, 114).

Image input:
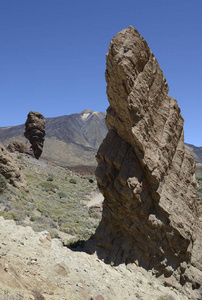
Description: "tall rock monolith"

(85, 26), (202, 296)
(24, 111), (45, 159)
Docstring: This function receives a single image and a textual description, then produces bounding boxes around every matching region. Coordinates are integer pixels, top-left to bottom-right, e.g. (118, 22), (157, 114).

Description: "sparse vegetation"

(64, 237), (87, 248)
(69, 178), (77, 184)
(0, 287), (24, 300)
(0, 154), (100, 243)
(110, 261), (114, 267)
(47, 175), (54, 181)
(39, 181), (58, 192)
(57, 191), (66, 198)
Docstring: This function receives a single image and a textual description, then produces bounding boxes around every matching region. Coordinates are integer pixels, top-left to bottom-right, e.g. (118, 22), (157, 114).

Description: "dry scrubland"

(0, 153), (201, 243)
(0, 153), (101, 246)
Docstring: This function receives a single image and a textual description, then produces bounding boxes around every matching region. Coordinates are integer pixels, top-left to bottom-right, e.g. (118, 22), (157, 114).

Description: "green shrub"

(58, 191), (66, 198)
(69, 178), (77, 184)
(49, 229), (59, 239)
(39, 182), (58, 192)
(0, 173), (7, 192)
(0, 210), (22, 222)
(64, 238), (87, 248)
(47, 175), (54, 181)
(30, 215), (41, 222)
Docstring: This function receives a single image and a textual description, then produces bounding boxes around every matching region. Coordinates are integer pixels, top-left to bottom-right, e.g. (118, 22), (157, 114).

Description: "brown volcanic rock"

(7, 140), (30, 154)
(0, 143), (28, 190)
(24, 111), (45, 159)
(86, 27), (202, 295)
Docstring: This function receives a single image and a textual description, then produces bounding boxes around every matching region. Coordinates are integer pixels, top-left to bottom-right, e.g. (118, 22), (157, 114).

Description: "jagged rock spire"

(24, 111), (45, 159)
(85, 26), (201, 296)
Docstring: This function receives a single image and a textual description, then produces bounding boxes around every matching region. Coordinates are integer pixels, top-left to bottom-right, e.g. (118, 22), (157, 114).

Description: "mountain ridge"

(0, 110), (201, 166)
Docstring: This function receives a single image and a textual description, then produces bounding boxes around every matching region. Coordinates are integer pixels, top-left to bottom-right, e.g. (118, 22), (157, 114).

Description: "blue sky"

(0, 0), (201, 146)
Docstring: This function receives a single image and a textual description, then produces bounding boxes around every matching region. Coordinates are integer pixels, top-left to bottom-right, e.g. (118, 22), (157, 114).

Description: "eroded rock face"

(86, 26), (202, 294)
(7, 140), (30, 154)
(0, 143), (28, 190)
(24, 111), (46, 159)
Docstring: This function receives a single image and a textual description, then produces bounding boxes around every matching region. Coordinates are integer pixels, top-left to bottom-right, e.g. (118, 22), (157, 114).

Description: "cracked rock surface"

(85, 26), (201, 298)
(0, 143), (28, 191)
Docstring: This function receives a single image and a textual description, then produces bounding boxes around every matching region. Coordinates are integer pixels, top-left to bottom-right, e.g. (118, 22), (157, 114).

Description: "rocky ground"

(0, 154), (201, 300)
(0, 216), (196, 300)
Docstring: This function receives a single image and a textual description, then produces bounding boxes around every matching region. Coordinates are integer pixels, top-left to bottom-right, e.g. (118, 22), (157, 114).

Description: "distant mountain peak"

(80, 109), (94, 114)
(79, 109), (105, 122)
(79, 110), (93, 121)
